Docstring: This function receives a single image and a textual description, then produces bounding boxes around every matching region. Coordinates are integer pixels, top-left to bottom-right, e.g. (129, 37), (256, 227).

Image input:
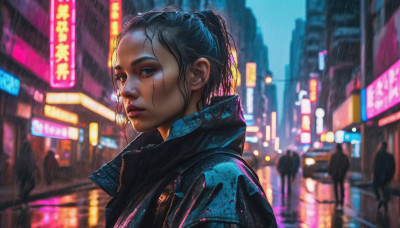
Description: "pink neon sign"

(50, 0), (76, 88)
(366, 58), (400, 119)
(31, 118), (78, 140)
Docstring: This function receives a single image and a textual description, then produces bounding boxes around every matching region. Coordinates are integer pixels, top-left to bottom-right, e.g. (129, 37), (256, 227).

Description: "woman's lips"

(126, 104), (145, 118)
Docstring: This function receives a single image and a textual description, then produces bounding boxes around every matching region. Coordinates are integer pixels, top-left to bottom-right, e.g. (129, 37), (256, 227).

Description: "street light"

(264, 75), (272, 85)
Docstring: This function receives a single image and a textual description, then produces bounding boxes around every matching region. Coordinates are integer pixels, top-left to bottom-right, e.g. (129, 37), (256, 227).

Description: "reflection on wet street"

(257, 166), (400, 228)
(0, 167), (399, 227)
(0, 189), (110, 227)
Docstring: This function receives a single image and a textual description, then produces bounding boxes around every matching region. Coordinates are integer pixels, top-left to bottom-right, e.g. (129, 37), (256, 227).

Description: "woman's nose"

(120, 77), (139, 99)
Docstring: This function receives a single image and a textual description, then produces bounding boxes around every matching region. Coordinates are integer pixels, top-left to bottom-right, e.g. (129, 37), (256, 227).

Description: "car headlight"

(305, 158), (315, 166)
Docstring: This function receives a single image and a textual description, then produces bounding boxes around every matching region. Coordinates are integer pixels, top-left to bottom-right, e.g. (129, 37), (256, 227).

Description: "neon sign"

(378, 110), (400, 126)
(89, 122), (99, 146)
(108, 0), (122, 68)
(318, 50), (327, 71)
(301, 114), (311, 131)
(271, 112), (277, 140)
(231, 49), (241, 92)
(246, 62), (256, 88)
(0, 68), (20, 96)
(31, 118), (78, 140)
(300, 132), (311, 144)
(366, 58), (400, 119)
(46, 92), (115, 121)
(301, 99), (311, 114)
(50, 0), (76, 88)
(246, 126), (259, 132)
(309, 79), (317, 102)
(100, 137), (119, 149)
(44, 104), (78, 124)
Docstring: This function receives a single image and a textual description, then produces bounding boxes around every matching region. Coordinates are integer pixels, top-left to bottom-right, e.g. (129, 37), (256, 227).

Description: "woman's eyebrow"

(130, 56), (157, 67)
(114, 56), (157, 70)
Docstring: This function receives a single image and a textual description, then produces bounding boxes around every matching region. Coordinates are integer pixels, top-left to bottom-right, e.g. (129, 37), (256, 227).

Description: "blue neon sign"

(361, 88), (367, 122)
(0, 69), (20, 96)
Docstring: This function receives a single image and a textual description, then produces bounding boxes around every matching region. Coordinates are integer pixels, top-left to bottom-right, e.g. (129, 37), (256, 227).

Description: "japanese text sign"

(366, 58), (400, 119)
(50, 0), (76, 88)
(108, 0), (122, 68)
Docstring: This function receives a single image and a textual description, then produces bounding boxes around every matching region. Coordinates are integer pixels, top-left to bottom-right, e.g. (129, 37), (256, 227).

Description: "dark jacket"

(373, 150), (395, 186)
(277, 155), (293, 175)
(328, 152), (349, 180)
(90, 96), (277, 228)
(15, 141), (37, 182)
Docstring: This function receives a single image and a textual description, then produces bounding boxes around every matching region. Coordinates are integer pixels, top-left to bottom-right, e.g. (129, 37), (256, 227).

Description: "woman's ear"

(188, 58), (210, 91)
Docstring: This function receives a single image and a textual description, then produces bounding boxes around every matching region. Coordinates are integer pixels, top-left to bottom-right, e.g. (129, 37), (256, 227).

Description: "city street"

(0, 186), (110, 227)
(257, 166), (400, 228)
(0, 166), (399, 227)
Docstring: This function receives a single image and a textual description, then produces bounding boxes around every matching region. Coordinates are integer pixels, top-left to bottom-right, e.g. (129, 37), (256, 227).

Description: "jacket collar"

(90, 95), (246, 196)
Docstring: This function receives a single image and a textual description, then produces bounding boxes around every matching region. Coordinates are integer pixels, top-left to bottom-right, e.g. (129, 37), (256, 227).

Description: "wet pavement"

(0, 166), (399, 227)
(0, 187), (110, 227)
(257, 166), (400, 228)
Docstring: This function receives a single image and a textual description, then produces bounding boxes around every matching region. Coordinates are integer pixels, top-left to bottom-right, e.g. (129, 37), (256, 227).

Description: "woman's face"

(115, 29), (187, 133)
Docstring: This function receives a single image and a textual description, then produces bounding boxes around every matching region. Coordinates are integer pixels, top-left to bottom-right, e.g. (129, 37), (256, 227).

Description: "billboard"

(50, 0), (76, 88)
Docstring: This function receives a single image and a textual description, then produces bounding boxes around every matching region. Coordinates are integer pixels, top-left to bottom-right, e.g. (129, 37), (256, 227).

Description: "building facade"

(360, 0), (400, 181)
(0, 0), (121, 185)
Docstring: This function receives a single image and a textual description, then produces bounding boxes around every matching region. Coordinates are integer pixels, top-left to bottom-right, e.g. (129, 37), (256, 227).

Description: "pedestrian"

(291, 151), (300, 180)
(0, 149), (10, 185)
(14, 134), (37, 209)
(278, 150), (293, 196)
(90, 8), (277, 227)
(372, 141), (395, 213)
(43, 150), (58, 186)
(328, 143), (350, 210)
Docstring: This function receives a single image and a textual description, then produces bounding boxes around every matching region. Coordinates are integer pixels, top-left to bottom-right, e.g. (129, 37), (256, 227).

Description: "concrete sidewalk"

(0, 178), (96, 210)
(348, 172), (400, 196)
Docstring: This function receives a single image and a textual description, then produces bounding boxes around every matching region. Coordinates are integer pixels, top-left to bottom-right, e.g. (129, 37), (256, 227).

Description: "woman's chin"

(131, 122), (156, 133)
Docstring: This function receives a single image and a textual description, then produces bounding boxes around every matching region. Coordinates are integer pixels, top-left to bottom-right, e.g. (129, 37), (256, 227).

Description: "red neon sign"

(108, 0), (122, 68)
(50, 0), (76, 88)
(309, 79), (317, 102)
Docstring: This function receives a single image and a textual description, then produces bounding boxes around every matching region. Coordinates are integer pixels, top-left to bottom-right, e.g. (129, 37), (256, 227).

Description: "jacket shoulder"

(167, 153), (277, 228)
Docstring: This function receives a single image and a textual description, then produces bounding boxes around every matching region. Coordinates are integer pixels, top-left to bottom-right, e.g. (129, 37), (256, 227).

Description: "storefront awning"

(46, 92), (115, 122)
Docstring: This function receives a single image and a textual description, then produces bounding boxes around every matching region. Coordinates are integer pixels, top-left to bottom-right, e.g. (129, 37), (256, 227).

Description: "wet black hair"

(111, 7), (237, 130)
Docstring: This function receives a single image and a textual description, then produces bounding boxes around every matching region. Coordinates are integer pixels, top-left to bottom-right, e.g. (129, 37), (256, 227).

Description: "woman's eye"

(140, 68), (155, 77)
(115, 74), (127, 82)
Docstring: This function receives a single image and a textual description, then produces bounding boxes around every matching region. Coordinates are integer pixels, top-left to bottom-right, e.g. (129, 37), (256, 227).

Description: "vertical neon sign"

(50, 0), (76, 88)
(309, 79), (317, 102)
(271, 112), (276, 140)
(246, 62), (256, 88)
(108, 0), (122, 68)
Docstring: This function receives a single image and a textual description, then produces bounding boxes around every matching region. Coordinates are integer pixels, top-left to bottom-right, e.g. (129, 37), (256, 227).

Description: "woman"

(90, 8), (276, 227)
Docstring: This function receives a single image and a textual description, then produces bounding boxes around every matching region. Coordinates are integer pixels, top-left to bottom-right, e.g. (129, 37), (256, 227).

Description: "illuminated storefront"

(364, 57), (400, 181)
(332, 94), (361, 169)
